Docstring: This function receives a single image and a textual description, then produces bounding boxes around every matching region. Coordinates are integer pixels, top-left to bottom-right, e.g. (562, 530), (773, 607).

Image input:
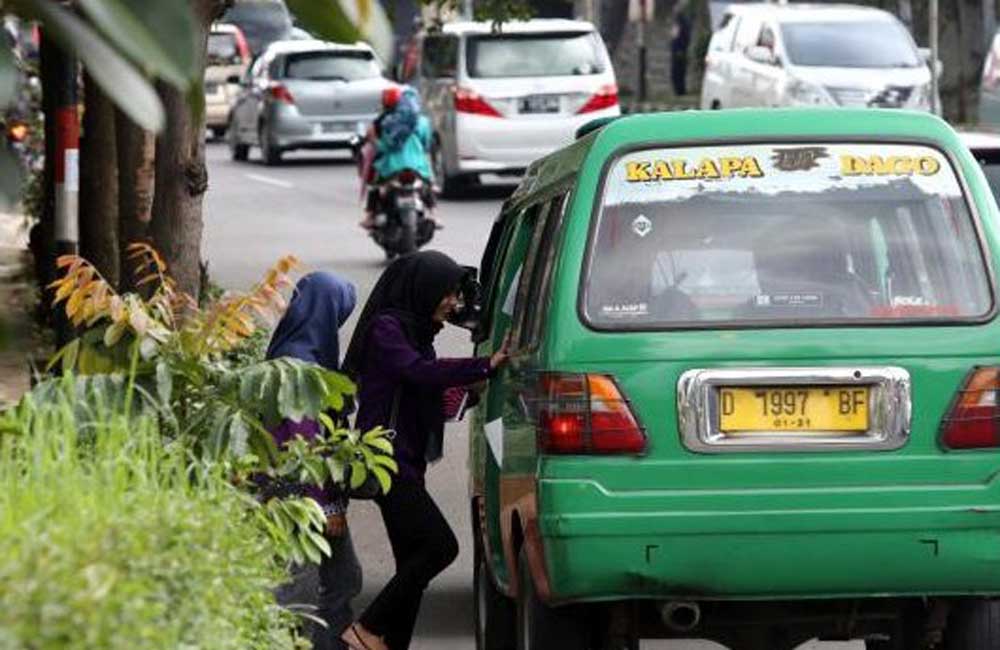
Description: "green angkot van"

(468, 109), (1000, 650)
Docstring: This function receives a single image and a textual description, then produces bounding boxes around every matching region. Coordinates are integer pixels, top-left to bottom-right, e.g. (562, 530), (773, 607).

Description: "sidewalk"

(0, 209), (32, 407)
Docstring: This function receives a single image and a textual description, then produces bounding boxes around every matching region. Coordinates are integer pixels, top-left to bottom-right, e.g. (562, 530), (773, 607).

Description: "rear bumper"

(538, 474), (1000, 602)
(453, 106), (620, 173)
(267, 106), (374, 150)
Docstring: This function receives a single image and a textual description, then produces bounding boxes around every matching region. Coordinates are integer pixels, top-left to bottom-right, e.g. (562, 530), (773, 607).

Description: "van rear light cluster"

(577, 84), (619, 114)
(941, 367), (1000, 449)
(454, 87), (503, 117)
(536, 373), (647, 455)
(268, 83), (296, 105)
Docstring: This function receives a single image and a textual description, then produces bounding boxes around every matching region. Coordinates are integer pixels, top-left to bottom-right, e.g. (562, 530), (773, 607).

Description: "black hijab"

(343, 250), (466, 376)
(343, 251), (467, 464)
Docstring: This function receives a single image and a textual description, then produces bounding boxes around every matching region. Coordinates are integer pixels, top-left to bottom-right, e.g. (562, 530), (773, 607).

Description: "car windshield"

(221, 2), (291, 54)
(584, 143), (991, 328)
(207, 33), (240, 65)
(781, 20), (921, 68)
(466, 31), (606, 78)
(284, 51), (380, 81)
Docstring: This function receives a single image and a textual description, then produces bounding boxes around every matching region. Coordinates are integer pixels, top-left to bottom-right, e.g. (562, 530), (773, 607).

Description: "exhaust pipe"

(660, 601), (701, 632)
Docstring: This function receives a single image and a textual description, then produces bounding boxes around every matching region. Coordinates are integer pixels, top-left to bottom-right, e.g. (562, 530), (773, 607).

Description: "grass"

(0, 391), (306, 650)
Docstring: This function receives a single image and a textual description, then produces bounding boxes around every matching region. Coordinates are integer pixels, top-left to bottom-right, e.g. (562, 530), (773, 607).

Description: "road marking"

(244, 173), (294, 189)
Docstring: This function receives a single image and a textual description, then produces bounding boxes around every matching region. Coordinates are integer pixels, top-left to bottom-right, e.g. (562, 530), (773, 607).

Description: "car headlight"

(785, 79), (834, 106)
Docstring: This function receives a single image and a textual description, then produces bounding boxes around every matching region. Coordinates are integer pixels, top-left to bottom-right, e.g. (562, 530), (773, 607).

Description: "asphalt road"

(202, 142), (860, 650)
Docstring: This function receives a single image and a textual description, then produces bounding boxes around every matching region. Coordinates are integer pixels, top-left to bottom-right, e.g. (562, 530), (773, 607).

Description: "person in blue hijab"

(266, 271), (361, 650)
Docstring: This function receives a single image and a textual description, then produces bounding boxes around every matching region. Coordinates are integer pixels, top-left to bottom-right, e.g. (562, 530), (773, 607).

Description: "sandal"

(341, 624), (386, 650)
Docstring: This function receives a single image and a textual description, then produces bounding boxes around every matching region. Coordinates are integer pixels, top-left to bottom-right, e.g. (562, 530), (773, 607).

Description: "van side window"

(421, 35), (459, 79)
(515, 194), (569, 349)
(485, 207), (538, 348)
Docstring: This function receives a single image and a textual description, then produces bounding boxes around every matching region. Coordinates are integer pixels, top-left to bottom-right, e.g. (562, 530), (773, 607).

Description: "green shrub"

(0, 391), (308, 650)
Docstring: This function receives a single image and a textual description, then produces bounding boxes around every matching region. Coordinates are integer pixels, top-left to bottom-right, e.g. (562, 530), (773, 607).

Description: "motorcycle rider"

(359, 85), (439, 231)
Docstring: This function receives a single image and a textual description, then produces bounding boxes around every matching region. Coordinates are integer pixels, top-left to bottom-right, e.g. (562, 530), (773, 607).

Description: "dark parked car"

(220, 0), (292, 56)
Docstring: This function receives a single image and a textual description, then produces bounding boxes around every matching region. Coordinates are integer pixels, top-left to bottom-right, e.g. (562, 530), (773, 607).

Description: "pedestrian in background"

(340, 251), (509, 650)
(265, 271), (361, 650)
(670, 0), (692, 96)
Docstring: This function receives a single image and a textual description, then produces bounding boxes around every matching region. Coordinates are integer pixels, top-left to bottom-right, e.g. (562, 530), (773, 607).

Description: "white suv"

(403, 19), (619, 196)
(700, 4), (933, 111)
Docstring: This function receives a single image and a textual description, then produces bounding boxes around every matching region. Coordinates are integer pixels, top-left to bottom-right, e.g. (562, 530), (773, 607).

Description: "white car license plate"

(519, 95), (560, 114)
(320, 121), (352, 134)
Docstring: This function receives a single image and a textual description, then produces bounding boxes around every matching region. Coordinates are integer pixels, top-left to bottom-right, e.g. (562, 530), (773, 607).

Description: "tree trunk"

(149, 0), (228, 300)
(30, 32), (59, 294)
(116, 112), (155, 292)
(79, 74), (119, 286)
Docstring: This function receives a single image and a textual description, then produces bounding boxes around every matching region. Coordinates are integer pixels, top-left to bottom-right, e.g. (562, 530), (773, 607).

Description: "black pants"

(671, 53), (688, 96)
(360, 480), (459, 650)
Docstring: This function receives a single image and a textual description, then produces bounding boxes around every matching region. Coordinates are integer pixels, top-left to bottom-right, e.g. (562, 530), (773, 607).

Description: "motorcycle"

(369, 169), (435, 259)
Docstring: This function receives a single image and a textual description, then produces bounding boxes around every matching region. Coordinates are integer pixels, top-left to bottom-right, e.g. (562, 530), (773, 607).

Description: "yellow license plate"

(719, 386), (869, 433)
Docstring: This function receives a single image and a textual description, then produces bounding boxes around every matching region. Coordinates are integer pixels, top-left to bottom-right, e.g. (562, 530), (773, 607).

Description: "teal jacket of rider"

(374, 114), (434, 182)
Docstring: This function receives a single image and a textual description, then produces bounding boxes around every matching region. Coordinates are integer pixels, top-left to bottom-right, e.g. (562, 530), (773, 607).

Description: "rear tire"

(516, 548), (587, 650)
(398, 208), (417, 255)
(947, 599), (1000, 649)
(229, 126), (249, 162)
(432, 141), (469, 199)
(259, 125), (282, 166)
(474, 538), (516, 650)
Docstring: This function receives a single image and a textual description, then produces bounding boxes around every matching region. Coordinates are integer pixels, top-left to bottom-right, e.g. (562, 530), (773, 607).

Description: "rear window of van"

(584, 143), (992, 328)
(467, 31), (607, 78)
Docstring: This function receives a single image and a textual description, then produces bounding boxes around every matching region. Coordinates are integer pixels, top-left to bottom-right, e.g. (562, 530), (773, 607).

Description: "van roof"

(437, 18), (596, 36)
(510, 109), (962, 211)
(723, 3), (896, 23)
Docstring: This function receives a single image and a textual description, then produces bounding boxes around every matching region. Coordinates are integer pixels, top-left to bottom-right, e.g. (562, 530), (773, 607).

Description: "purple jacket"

(356, 314), (492, 483)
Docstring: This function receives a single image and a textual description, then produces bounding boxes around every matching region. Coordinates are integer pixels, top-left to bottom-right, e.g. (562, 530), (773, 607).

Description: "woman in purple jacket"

(340, 251), (508, 650)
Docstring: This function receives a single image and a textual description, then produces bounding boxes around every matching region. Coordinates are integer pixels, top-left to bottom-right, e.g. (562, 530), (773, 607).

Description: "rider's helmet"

(382, 86), (403, 110)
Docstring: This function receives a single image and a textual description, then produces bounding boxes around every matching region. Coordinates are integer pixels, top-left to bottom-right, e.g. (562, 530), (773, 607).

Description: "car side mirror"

(918, 47), (944, 77)
(746, 45), (777, 66)
(449, 266), (484, 334)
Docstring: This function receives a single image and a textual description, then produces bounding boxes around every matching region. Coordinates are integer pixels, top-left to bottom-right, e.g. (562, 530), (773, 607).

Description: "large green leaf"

(0, 46), (16, 110)
(287, 0), (393, 62)
(13, 0), (163, 131)
(76, 0), (198, 89)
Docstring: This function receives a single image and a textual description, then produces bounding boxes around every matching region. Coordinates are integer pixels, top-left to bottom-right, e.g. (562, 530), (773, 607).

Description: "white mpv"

(700, 3), (934, 112)
(404, 19), (619, 196)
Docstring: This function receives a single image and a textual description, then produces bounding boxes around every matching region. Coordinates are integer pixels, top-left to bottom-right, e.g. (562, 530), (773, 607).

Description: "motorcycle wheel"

(399, 208), (417, 255)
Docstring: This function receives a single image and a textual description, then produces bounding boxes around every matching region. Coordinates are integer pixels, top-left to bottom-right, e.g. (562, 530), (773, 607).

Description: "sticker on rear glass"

(771, 147), (829, 172)
(840, 154), (940, 177)
(601, 302), (649, 317)
(754, 293), (823, 307)
(631, 214), (652, 238)
(624, 156), (764, 183)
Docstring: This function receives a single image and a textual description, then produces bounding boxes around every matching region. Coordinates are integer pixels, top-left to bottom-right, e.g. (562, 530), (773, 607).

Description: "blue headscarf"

(380, 86), (421, 151)
(265, 271), (357, 370)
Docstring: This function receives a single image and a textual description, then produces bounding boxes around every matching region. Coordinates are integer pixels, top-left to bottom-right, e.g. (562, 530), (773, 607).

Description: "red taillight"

(941, 367), (1000, 449)
(268, 83), (295, 105)
(577, 84), (619, 114)
(397, 170), (418, 184)
(454, 87), (503, 118)
(537, 373), (647, 455)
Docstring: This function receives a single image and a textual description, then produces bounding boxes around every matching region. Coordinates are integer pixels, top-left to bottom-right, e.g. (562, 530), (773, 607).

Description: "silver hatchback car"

(227, 39), (394, 165)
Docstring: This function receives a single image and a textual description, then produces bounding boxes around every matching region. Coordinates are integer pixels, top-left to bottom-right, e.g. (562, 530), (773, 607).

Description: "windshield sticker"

(755, 293), (823, 307)
(771, 147), (829, 172)
(601, 302), (650, 317)
(840, 154), (940, 177)
(605, 144), (959, 206)
(632, 214), (653, 238)
(625, 156), (764, 183)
